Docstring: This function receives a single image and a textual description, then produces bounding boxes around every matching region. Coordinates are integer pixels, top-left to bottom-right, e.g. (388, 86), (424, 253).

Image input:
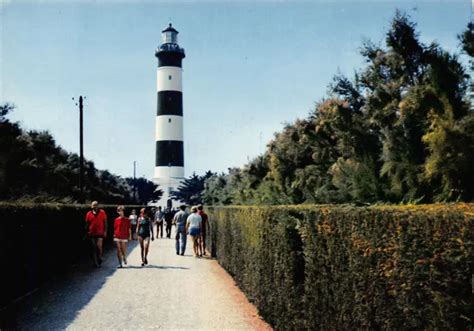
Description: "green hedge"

(207, 204), (474, 330)
(0, 203), (142, 308)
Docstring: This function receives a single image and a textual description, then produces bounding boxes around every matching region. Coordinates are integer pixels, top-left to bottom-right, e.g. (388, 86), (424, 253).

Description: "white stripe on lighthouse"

(157, 67), (182, 92)
(155, 115), (183, 141)
(154, 166), (184, 179)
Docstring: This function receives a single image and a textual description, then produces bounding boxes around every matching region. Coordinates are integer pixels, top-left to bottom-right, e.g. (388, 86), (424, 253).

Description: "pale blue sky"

(1, 0), (471, 180)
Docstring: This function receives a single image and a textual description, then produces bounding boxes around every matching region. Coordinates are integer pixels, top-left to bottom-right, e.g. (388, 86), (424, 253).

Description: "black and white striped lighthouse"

(153, 23), (185, 205)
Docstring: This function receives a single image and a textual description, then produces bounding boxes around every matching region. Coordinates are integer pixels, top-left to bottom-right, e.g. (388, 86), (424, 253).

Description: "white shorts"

(114, 238), (128, 243)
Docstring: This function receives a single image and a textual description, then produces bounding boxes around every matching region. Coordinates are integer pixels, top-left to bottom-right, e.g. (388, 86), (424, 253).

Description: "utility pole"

(133, 161), (137, 202)
(73, 96), (85, 202)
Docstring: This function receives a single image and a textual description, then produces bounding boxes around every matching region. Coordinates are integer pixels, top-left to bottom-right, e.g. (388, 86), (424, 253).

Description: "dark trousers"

(89, 236), (102, 266)
(156, 221), (164, 238)
(175, 228), (187, 255)
(166, 222), (172, 238)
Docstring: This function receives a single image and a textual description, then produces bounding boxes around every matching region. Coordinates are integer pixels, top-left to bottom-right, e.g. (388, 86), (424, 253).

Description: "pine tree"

(171, 171), (214, 205)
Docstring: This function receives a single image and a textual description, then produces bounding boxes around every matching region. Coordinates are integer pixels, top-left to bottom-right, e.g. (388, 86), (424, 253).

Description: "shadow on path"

(3, 231), (272, 330)
(2, 240), (154, 330)
(122, 265), (190, 270)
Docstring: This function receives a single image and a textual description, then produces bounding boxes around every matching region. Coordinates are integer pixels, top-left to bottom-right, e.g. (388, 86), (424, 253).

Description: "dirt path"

(13, 229), (272, 330)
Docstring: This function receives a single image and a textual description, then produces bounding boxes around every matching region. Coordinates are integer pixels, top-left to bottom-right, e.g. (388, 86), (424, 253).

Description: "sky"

(1, 0), (472, 180)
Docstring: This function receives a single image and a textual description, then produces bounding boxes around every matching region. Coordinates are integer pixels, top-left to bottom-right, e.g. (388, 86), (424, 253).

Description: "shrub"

(0, 203), (142, 308)
(208, 204), (474, 330)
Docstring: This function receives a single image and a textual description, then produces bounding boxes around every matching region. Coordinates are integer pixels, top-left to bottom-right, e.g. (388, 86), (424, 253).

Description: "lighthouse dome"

(162, 23), (179, 44)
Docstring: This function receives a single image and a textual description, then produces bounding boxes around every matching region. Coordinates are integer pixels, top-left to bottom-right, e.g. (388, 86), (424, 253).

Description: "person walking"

(173, 205), (188, 255)
(129, 209), (138, 240)
(137, 207), (154, 266)
(85, 201), (108, 268)
(197, 205), (209, 256)
(186, 206), (203, 258)
(154, 206), (165, 239)
(164, 207), (174, 238)
(113, 205), (131, 268)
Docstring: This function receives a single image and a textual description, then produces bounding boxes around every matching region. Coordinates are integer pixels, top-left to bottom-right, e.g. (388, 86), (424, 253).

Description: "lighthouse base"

(151, 177), (185, 209)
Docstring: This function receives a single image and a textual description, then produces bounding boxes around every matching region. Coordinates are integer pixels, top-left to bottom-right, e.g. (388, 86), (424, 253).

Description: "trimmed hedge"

(0, 203), (142, 308)
(207, 204), (474, 330)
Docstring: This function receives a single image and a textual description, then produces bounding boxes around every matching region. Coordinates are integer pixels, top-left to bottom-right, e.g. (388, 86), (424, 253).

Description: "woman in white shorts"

(113, 205), (131, 268)
(186, 206), (202, 257)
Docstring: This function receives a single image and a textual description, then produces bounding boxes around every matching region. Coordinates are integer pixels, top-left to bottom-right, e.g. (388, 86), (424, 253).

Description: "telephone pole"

(73, 96), (85, 202)
(133, 161), (137, 202)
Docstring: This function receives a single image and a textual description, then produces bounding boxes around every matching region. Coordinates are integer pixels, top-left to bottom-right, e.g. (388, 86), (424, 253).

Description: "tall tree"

(460, 22), (474, 57)
(126, 177), (163, 205)
(171, 171), (214, 205)
(202, 11), (474, 206)
(0, 103), (161, 203)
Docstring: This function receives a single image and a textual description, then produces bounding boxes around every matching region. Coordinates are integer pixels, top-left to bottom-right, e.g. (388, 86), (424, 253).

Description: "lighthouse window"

(168, 75), (172, 80)
(168, 118), (172, 123)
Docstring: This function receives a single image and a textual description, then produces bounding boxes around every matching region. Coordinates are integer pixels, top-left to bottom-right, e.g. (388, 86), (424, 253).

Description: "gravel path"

(12, 229), (272, 330)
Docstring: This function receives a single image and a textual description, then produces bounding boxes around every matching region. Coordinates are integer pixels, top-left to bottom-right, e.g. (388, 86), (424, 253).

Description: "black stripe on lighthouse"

(155, 141), (184, 167)
(158, 53), (183, 67)
(157, 91), (183, 116)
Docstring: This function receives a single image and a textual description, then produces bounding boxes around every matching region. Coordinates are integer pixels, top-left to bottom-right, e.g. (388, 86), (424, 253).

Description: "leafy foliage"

(203, 12), (473, 205)
(126, 177), (163, 205)
(0, 105), (161, 204)
(0, 202), (142, 307)
(208, 204), (474, 330)
(459, 22), (474, 58)
(171, 171), (214, 205)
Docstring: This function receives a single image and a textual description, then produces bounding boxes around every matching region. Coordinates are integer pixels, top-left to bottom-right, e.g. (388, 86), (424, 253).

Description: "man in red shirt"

(85, 201), (108, 267)
(197, 205), (209, 256)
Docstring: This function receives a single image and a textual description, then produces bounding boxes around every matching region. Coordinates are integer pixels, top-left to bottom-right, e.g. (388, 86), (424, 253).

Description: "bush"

(208, 204), (474, 330)
(0, 202), (142, 308)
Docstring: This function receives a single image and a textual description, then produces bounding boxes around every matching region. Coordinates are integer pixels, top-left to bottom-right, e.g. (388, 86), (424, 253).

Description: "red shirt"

(114, 217), (131, 240)
(85, 209), (107, 236)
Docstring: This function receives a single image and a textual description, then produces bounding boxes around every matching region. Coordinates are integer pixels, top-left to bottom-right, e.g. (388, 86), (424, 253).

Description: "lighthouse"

(153, 23), (185, 207)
